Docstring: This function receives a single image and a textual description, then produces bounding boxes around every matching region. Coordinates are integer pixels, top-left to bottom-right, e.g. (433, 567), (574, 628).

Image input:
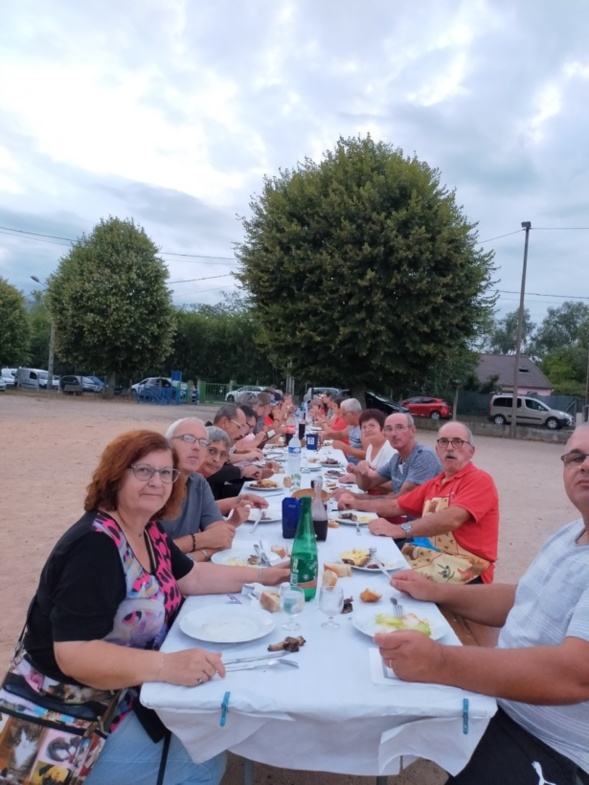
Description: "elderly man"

(210, 404), (264, 463)
(322, 398), (365, 464)
(340, 421), (498, 583)
(334, 412), (440, 501)
(161, 417), (267, 562)
(377, 425), (589, 784)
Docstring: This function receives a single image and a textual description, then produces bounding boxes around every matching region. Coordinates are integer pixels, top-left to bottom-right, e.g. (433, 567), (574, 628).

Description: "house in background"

(476, 354), (553, 396)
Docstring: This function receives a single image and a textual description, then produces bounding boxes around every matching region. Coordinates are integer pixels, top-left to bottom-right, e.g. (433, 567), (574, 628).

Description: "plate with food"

(336, 511), (377, 526)
(180, 605), (275, 643)
(246, 511), (281, 525)
(352, 609), (447, 640)
(339, 548), (403, 571)
(320, 458), (342, 467)
(211, 548), (280, 567)
(246, 480), (284, 494)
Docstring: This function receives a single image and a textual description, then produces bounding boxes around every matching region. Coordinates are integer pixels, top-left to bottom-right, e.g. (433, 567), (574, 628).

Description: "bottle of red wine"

(311, 478), (328, 541)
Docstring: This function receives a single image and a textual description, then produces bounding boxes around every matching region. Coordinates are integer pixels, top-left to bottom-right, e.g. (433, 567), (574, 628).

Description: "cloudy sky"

(1, 0), (588, 325)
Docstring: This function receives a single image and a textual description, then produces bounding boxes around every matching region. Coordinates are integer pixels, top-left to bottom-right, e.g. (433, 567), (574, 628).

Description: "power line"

(168, 274), (234, 284)
(496, 289), (589, 301)
(478, 229), (523, 244)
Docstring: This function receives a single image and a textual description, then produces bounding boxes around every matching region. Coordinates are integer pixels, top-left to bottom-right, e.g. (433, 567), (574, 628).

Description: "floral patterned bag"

(0, 641), (121, 785)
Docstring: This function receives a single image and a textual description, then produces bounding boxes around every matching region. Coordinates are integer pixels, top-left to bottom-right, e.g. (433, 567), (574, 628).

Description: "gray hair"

(439, 421), (475, 445)
(340, 397), (362, 414)
(206, 425), (231, 447)
(386, 412), (415, 427)
(213, 403), (238, 423)
(165, 417), (205, 440)
(236, 392), (258, 406)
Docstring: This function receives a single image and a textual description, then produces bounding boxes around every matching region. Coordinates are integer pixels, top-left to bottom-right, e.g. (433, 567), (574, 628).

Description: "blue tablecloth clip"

(462, 698), (469, 734)
(220, 691), (230, 727)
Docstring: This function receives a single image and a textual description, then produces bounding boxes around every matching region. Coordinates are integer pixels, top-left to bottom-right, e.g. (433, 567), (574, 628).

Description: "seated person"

(339, 422), (498, 583)
(377, 423), (589, 784)
(322, 398), (365, 464)
(339, 409), (396, 482)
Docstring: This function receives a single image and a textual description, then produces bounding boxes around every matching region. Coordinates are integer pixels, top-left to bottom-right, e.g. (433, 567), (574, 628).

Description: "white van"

(488, 394), (573, 430)
(15, 368), (58, 390)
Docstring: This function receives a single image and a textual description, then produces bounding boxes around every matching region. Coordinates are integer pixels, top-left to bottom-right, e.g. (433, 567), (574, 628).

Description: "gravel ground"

(0, 393), (577, 784)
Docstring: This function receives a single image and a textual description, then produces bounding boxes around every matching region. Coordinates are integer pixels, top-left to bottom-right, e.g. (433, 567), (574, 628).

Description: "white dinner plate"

(321, 461), (343, 468)
(211, 548), (280, 567)
(245, 482), (284, 495)
(352, 609), (447, 640)
(338, 550), (402, 572)
(180, 605), (275, 643)
(245, 513), (281, 525)
(336, 512), (377, 526)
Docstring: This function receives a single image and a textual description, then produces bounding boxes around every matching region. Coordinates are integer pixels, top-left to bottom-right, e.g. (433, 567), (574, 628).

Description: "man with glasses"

(211, 404), (267, 464)
(161, 417), (267, 562)
(335, 412), (440, 502)
(376, 425), (589, 784)
(342, 420), (498, 583)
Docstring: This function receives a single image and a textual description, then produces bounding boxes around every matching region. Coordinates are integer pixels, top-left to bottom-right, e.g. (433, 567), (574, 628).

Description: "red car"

(402, 396), (452, 420)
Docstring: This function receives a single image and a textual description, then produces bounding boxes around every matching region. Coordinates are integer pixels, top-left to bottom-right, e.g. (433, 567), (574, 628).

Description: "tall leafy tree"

(532, 301), (589, 357)
(236, 135), (496, 398)
(47, 217), (175, 393)
(484, 309), (536, 355)
(0, 277), (30, 367)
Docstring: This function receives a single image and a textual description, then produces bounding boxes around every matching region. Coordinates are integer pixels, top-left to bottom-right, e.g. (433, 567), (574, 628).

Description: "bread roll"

(360, 588), (382, 602)
(259, 591), (281, 613)
(322, 561), (352, 578)
(322, 568), (338, 587)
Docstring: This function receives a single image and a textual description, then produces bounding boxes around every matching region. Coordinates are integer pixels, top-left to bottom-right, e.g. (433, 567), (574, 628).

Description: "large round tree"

(0, 277), (30, 367)
(236, 135), (496, 398)
(48, 217), (175, 393)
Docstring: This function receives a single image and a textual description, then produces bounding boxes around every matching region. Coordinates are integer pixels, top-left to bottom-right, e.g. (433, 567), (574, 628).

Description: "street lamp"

(31, 276), (56, 391)
(509, 222), (532, 438)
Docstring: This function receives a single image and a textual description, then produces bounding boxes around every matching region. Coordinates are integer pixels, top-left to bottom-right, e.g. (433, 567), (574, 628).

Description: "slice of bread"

(323, 561), (353, 578)
(322, 568), (338, 587)
(259, 591), (281, 613)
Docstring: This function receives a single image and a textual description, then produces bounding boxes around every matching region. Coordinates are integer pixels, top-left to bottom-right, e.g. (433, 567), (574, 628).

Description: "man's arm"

(369, 504), (471, 538)
(376, 632), (589, 704)
(332, 439), (365, 462)
(338, 492), (404, 516)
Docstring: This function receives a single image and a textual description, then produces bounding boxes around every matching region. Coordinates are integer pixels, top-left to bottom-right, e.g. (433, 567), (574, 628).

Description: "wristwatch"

(400, 522), (412, 536)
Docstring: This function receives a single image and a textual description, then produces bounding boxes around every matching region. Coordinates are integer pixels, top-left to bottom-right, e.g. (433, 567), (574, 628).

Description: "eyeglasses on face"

(230, 419), (246, 430)
(130, 464), (180, 483)
(384, 425), (408, 433)
(208, 447), (229, 460)
(436, 437), (470, 449)
(561, 451), (589, 467)
(172, 434), (210, 448)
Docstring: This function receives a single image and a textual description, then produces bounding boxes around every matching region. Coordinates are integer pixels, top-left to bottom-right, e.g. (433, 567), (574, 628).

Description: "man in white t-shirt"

(376, 424), (589, 784)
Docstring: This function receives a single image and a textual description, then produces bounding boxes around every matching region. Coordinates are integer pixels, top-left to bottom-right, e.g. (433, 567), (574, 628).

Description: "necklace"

(114, 509), (146, 539)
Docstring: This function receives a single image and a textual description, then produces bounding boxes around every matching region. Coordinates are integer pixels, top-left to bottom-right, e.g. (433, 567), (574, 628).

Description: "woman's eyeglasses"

(208, 447), (228, 460)
(130, 464), (181, 483)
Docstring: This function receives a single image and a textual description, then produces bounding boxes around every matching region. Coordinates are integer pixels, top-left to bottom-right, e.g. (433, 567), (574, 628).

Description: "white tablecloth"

(141, 447), (496, 776)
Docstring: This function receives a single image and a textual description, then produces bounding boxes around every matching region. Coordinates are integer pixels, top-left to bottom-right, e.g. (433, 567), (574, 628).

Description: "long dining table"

(141, 444), (497, 779)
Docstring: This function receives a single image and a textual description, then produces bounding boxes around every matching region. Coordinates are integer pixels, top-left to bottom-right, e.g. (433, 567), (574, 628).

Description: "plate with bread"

(339, 549), (403, 572)
(352, 609), (447, 640)
(180, 605), (275, 643)
(245, 511), (281, 525)
(336, 511), (377, 526)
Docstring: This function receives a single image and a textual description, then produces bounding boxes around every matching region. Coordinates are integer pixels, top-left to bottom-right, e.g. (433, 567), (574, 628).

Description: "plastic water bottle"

(287, 425), (302, 489)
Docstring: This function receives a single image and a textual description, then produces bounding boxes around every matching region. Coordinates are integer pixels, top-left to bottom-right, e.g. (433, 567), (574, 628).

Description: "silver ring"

(196, 676), (203, 685)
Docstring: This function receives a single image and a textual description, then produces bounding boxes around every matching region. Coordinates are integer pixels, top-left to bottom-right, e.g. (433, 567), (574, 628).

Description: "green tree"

(47, 217), (175, 394)
(484, 309), (536, 355)
(236, 135), (496, 399)
(0, 277), (30, 367)
(540, 345), (587, 396)
(166, 293), (278, 383)
(532, 301), (589, 358)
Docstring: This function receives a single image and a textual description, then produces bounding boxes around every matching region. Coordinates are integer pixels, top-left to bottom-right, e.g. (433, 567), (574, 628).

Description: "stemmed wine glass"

(319, 586), (344, 630)
(280, 585), (305, 631)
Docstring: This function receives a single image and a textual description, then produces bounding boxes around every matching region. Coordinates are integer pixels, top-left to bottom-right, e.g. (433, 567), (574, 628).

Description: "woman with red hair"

(9, 429), (288, 785)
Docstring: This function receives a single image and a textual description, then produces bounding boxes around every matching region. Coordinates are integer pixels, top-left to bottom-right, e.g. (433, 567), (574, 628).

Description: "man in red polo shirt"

(366, 421), (499, 583)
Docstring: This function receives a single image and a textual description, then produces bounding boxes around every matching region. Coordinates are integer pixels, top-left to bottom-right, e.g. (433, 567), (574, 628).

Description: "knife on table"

(223, 651), (289, 666)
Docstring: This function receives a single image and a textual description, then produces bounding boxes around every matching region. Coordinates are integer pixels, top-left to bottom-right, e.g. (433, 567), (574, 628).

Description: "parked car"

(302, 386), (351, 403)
(401, 396), (453, 420)
(131, 377), (196, 402)
(14, 368), (59, 390)
(488, 394), (573, 430)
(364, 391), (409, 416)
(0, 376), (6, 392)
(59, 375), (104, 394)
(225, 385), (266, 402)
(1, 368), (17, 387)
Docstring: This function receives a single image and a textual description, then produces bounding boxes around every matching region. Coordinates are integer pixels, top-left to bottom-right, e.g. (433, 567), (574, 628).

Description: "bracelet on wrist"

(257, 566), (264, 584)
(199, 549), (209, 561)
(191, 533), (196, 552)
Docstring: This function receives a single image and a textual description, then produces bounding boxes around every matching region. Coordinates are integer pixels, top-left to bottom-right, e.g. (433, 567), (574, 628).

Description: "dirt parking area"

(0, 393), (578, 785)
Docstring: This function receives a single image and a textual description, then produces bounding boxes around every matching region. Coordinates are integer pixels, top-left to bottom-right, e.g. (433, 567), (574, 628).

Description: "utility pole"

(31, 276), (56, 391)
(509, 222), (532, 438)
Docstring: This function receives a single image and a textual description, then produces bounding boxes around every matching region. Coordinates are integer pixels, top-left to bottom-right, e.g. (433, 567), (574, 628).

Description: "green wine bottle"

(289, 496), (318, 601)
